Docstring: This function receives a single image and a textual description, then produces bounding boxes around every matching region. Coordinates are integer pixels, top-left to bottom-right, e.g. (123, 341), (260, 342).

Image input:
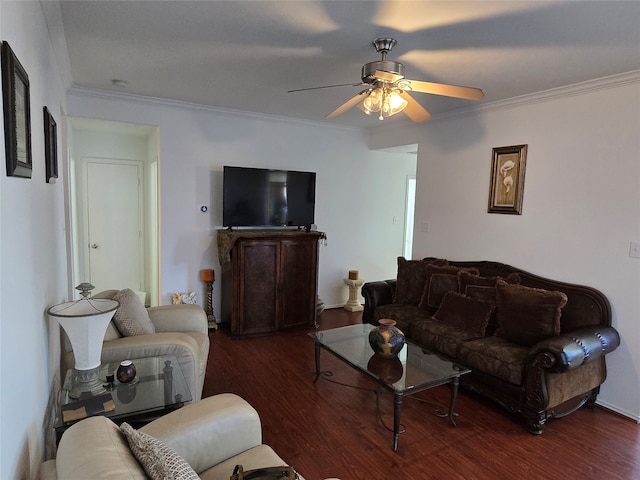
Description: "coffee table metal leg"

(313, 342), (321, 383)
(449, 375), (460, 427)
(393, 393), (403, 452)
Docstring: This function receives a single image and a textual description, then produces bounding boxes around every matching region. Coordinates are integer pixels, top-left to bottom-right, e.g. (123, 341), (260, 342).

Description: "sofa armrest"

(361, 280), (396, 325)
(527, 326), (620, 373)
(140, 393), (262, 474)
(148, 304), (208, 334)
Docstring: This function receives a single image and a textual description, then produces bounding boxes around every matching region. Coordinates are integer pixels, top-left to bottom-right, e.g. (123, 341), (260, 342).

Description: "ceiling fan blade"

(405, 80), (484, 101)
(288, 82), (365, 93)
(399, 91), (431, 122)
(374, 70), (404, 83)
(326, 90), (371, 119)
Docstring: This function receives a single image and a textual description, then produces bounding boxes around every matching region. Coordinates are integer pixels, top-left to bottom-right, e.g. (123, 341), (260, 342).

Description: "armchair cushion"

(494, 280), (568, 347)
(113, 288), (156, 336)
(121, 422), (198, 480)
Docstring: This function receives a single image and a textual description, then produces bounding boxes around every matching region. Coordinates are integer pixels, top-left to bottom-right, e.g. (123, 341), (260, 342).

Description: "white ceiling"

(59, 1), (640, 129)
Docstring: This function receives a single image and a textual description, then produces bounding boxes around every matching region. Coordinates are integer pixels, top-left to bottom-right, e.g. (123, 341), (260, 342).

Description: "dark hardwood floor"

(203, 308), (639, 480)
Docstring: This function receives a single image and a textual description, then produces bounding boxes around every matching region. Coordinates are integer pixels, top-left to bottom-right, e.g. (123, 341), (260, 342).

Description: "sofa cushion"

(433, 291), (494, 338)
(410, 318), (484, 359)
(495, 280), (568, 347)
(418, 264), (479, 312)
(394, 257), (448, 305)
(121, 422), (199, 480)
(457, 336), (529, 385)
(457, 271), (521, 304)
(373, 303), (431, 334)
(458, 271), (521, 331)
(113, 288), (156, 336)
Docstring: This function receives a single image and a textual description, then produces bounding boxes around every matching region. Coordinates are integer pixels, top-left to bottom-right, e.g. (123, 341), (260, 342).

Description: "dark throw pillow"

(494, 280), (568, 347)
(433, 291), (494, 338)
(394, 257), (448, 305)
(458, 271), (521, 304)
(418, 264), (479, 311)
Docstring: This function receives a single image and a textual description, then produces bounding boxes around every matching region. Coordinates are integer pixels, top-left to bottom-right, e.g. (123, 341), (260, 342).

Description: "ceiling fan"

(288, 38), (484, 122)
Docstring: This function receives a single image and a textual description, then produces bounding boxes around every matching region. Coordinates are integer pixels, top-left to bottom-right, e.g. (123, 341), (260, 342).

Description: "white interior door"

(85, 159), (143, 293)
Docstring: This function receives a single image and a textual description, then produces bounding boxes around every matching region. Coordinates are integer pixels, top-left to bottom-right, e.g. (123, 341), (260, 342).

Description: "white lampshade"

(49, 298), (119, 370)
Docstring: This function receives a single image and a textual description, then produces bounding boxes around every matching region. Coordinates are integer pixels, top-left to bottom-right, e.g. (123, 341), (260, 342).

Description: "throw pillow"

(394, 257), (448, 305)
(112, 288), (155, 336)
(458, 271), (521, 304)
(418, 264), (479, 311)
(120, 422), (199, 480)
(433, 291), (494, 338)
(494, 280), (568, 347)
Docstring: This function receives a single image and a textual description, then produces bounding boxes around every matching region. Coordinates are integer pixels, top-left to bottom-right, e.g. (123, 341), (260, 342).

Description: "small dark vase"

(368, 319), (405, 358)
(117, 360), (136, 384)
(367, 353), (404, 384)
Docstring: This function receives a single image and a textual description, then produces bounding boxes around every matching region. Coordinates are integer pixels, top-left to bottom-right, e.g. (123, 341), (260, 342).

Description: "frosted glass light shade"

(48, 298), (119, 370)
(358, 87), (407, 120)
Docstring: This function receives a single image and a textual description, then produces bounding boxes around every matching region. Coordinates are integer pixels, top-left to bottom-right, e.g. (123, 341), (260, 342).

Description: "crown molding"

(447, 70), (640, 119)
(66, 85), (363, 133)
(369, 70), (640, 137)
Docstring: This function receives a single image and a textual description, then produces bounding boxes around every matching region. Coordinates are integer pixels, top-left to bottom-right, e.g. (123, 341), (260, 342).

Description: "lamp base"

(69, 366), (106, 399)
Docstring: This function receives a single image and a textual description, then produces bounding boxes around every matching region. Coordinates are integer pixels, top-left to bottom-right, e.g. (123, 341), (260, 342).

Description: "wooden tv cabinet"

(218, 230), (322, 337)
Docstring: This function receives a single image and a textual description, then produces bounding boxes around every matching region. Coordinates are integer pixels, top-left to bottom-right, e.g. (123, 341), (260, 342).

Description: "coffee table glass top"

(56, 355), (191, 428)
(309, 324), (470, 394)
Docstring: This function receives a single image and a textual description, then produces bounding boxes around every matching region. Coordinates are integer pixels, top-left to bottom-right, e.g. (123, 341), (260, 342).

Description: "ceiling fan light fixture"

(358, 86), (407, 120)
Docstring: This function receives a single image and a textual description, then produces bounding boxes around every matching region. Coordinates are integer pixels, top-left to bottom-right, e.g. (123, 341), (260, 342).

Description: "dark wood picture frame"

(43, 106), (58, 183)
(1, 41), (32, 178)
(487, 144), (528, 214)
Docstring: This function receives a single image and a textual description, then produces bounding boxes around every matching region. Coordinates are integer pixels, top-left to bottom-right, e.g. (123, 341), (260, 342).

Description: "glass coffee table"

(309, 324), (471, 451)
(55, 355), (191, 443)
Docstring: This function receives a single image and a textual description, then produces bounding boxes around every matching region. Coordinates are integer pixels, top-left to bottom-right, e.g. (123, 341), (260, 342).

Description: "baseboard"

(596, 400), (640, 423)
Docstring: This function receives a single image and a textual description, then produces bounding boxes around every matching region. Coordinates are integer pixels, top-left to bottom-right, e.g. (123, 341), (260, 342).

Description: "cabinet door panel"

(237, 241), (279, 334)
(280, 239), (317, 328)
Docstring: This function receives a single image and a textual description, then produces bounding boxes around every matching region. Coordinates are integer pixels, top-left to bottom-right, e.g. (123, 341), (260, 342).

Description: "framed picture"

(487, 144), (527, 214)
(1, 41), (32, 178)
(43, 106), (58, 183)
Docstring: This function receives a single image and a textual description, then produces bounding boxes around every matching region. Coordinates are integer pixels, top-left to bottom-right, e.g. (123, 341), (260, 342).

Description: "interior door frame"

(80, 156), (145, 291)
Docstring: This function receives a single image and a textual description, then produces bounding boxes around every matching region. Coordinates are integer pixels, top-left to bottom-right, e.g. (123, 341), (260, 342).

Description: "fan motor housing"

(362, 60), (405, 83)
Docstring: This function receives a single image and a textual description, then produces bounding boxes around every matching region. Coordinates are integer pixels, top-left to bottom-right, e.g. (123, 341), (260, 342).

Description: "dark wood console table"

(218, 230), (323, 337)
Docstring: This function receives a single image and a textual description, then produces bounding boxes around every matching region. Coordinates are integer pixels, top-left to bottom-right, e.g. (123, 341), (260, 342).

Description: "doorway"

(68, 118), (160, 305)
(403, 175), (416, 259)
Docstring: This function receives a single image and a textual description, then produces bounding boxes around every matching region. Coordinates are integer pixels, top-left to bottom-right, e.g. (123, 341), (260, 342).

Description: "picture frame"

(43, 106), (58, 183)
(487, 144), (527, 214)
(2, 41), (32, 178)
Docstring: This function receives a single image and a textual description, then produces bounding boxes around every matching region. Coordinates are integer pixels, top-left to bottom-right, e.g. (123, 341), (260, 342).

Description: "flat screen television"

(223, 166), (316, 230)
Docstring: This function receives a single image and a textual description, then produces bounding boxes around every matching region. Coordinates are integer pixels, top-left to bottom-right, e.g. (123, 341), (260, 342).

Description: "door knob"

(90, 243), (98, 249)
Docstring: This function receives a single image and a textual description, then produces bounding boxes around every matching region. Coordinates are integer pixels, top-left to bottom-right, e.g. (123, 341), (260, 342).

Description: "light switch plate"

(629, 242), (640, 259)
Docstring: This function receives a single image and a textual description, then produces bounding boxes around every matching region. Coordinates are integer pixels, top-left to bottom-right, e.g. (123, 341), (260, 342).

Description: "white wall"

(66, 91), (416, 313)
(371, 72), (640, 421)
(0, 2), (70, 478)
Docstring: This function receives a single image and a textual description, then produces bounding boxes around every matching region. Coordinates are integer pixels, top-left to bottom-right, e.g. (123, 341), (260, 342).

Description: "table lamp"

(48, 283), (119, 398)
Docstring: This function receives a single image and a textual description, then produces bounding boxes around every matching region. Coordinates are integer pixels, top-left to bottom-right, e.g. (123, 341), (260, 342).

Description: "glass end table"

(55, 355), (191, 443)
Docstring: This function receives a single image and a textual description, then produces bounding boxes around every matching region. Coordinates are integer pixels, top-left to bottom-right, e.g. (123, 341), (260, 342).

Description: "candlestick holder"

(200, 269), (217, 330)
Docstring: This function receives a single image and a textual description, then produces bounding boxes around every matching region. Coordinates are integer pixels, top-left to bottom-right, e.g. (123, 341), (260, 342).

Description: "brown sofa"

(361, 258), (620, 434)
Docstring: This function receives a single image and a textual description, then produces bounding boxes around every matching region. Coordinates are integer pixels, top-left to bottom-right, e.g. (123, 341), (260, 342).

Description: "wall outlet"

(629, 242), (640, 259)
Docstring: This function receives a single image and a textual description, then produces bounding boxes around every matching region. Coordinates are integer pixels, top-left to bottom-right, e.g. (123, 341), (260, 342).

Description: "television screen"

(223, 166), (316, 229)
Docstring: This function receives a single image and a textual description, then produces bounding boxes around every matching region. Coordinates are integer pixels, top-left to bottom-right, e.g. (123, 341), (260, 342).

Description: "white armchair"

(62, 290), (210, 401)
(40, 394), (308, 479)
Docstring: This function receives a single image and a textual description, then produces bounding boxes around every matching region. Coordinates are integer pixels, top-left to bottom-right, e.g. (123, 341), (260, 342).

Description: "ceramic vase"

(117, 360), (136, 383)
(368, 319), (405, 358)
